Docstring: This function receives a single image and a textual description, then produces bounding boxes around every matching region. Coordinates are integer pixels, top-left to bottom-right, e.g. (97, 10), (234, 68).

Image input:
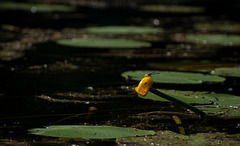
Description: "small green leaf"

(56, 38), (151, 49)
(29, 125), (155, 139)
(121, 70), (225, 84)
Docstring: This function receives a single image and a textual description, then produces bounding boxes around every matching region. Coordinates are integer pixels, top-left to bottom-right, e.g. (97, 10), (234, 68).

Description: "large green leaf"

(29, 125), (155, 139)
(140, 5), (205, 13)
(141, 89), (211, 104)
(82, 26), (163, 35)
(211, 67), (240, 77)
(56, 38), (151, 49)
(121, 70), (225, 84)
(0, 2), (75, 12)
(187, 34), (240, 45)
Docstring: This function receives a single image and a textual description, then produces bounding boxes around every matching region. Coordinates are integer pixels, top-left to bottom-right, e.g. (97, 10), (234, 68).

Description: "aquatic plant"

(29, 125), (155, 139)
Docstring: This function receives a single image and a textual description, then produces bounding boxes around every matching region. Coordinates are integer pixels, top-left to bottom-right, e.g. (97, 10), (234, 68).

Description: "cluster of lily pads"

(121, 70), (240, 117)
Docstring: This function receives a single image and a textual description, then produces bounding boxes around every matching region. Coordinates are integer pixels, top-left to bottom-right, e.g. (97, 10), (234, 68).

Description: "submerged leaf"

(57, 38), (151, 49)
(121, 70), (225, 84)
(29, 125), (155, 139)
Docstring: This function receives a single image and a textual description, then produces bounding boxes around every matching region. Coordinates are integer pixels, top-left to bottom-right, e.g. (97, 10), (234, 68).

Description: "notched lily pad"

(29, 125), (155, 139)
(121, 70), (225, 84)
(211, 67), (240, 77)
(187, 34), (240, 46)
(56, 38), (151, 49)
(82, 26), (163, 35)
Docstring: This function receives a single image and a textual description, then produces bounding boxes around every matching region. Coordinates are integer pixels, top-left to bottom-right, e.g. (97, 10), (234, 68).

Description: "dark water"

(1, 0), (240, 145)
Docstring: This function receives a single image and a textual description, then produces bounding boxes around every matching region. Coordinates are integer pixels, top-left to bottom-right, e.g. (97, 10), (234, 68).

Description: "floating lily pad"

(140, 5), (205, 13)
(202, 93), (240, 108)
(0, 2), (75, 12)
(140, 89), (211, 104)
(211, 67), (240, 77)
(141, 89), (240, 108)
(29, 125), (155, 139)
(187, 34), (240, 45)
(82, 26), (163, 35)
(57, 38), (151, 49)
(140, 89), (240, 117)
(121, 70), (225, 84)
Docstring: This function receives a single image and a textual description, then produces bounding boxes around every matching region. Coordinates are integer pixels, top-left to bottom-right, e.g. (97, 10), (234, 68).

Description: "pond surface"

(0, 0), (240, 145)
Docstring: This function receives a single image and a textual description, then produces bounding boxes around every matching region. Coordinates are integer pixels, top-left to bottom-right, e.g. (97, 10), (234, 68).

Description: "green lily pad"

(142, 89), (240, 108)
(140, 5), (205, 13)
(141, 89), (240, 117)
(141, 89), (240, 108)
(211, 67), (240, 77)
(202, 93), (240, 108)
(29, 125), (155, 139)
(82, 26), (163, 35)
(187, 34), (240, 45)
(56, 38), (151, 49)
(0, 2), (75, 12)
(121, 70), (225, 84)
(141, 89), (211, 104)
